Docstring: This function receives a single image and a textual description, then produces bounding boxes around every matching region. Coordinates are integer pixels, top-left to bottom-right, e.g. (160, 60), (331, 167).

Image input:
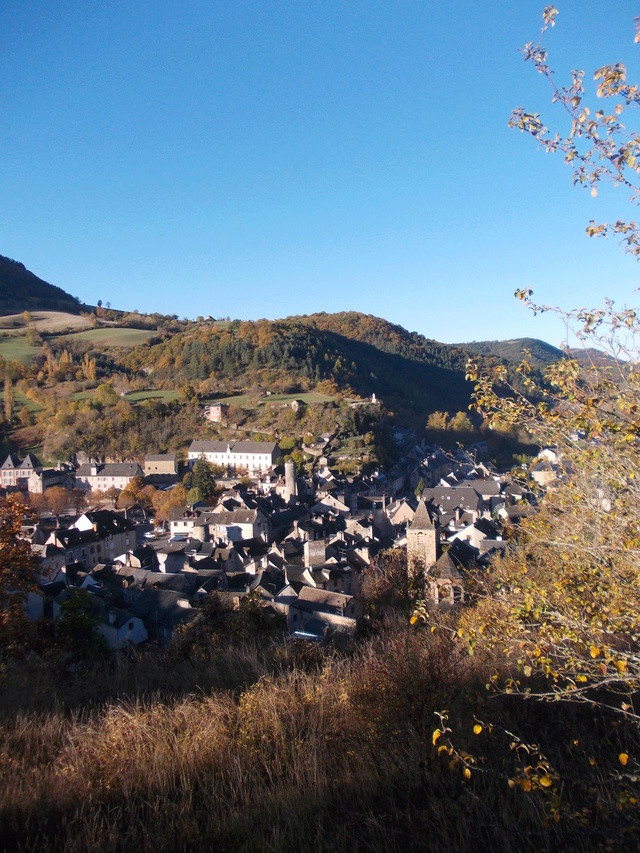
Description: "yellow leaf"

(432, 729), (441, 745)
(438, 744), (448, 756)
(410, 615), (418, 625)
(590, 646), (601, 658)
(615, 659), (628, 673)
(473, 724), (483, 735)
(629, 156), (636, 168)
(540, 775), (553, 788)
(519, 778), (532, 792)
(576, 675), (588, 683)
(619, 753), (629, 766)
(463, 767), (471, 780)
(523, 665), (532, 677)
(591, 187), (598, 197)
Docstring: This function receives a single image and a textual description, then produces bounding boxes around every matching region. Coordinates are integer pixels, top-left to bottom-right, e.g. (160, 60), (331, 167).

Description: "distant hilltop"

(0, 255), (86, 315)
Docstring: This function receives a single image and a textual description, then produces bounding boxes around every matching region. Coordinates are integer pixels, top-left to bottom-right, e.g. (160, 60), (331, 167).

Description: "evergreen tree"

(190, 457), (217, 504)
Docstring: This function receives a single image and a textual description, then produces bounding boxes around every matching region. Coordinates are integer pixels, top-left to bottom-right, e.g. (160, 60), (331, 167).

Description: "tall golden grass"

(1, 626), (639, 850)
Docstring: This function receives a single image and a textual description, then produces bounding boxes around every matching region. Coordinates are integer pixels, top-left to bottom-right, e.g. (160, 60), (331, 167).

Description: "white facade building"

(188, 440), (280, 474)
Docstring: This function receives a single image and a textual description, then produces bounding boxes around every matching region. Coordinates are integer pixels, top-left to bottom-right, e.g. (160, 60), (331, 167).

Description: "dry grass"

(1, 628), (639, 851)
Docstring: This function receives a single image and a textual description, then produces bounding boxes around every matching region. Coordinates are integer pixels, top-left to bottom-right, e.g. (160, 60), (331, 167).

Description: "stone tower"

(407, 498), (437, 572)
(284, 460), (297, 503)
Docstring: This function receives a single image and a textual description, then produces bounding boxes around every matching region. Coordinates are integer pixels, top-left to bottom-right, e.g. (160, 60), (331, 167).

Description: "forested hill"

(0, 255), (85, 315)
(127, 312), (474, 419)
(294, 312), (470, 370)
(456, 337), (564, 368)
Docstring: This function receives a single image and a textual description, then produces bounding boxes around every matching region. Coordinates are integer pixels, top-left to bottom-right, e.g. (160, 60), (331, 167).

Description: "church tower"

(407, 498), (438, 572)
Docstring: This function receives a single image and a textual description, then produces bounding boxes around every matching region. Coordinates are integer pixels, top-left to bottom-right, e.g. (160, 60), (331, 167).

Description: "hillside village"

(5, 430), (546, 650)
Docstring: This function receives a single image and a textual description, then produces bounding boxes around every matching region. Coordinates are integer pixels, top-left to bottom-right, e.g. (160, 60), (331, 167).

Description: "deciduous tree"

(0, 497), (38, 654)
(463, 6), (640, 726)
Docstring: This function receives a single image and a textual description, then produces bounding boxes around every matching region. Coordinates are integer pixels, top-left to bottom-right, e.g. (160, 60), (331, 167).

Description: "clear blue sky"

(2, 1), (640, 345)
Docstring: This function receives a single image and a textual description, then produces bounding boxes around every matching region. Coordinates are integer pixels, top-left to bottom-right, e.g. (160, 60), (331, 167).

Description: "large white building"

(188, 440), (281, 474)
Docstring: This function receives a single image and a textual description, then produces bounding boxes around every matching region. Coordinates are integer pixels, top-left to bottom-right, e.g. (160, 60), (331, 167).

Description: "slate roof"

(131, 589), (193, 629)
(1, 453), (21, 469)
(213, 509), (260, 525)
(77, 462), (143, 477)
(83, 510), (134, 535)
(422, 487), (483, 513)
(434, 551), (463, 581)
(294, 586), (353, 616)
(410, 499), (435, 530)
(21, 453), (42, 470)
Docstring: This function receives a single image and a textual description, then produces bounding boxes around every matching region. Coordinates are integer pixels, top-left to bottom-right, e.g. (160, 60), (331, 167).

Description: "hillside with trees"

(126, 312), (474, 422)
(457, 337), (564, 369)
(0, 255), (86, 315)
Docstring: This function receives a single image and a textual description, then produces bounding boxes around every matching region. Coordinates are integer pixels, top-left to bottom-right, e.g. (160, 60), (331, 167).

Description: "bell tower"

(407, 498), (437, 572)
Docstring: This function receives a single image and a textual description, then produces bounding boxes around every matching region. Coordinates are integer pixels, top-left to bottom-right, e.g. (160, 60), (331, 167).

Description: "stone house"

(202, 402), (228, 423)
(27, 464), (75, 494)
(46, 510), (135, 570)
(287, 587), (362, 636)
(97, 607), (148, 650)
(144, 454), (178, 477)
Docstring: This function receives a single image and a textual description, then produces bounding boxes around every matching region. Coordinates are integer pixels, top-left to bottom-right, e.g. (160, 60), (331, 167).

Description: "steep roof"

(20, 453), (42, 470)
(1, 453), (21, 469)
(410, 499), (434, 530)
(434, 550), (463, 580)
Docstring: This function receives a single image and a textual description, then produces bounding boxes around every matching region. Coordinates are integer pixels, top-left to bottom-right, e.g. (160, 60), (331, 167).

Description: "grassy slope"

(58, 327), (156, 348)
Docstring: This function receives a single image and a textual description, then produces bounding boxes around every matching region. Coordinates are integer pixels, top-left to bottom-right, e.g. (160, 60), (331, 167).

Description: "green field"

(122, 389), (178, 403)
(59, 327), (156, 348)
(0, 336), (42, 364)
(0, 389), (43, 414)
(67, 388), (178, 404)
